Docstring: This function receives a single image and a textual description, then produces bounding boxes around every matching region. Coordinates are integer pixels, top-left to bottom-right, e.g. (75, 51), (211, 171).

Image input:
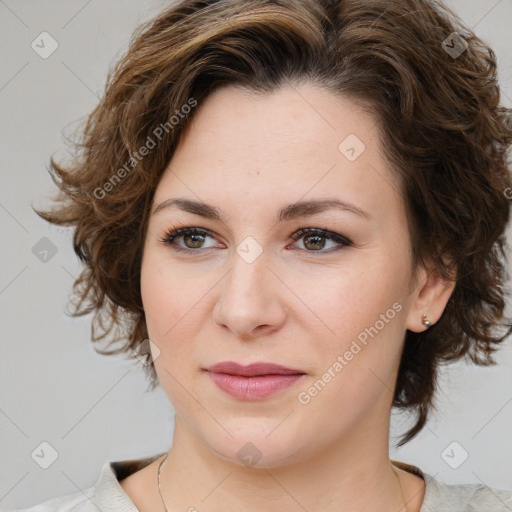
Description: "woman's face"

(141, 83), (429, 467)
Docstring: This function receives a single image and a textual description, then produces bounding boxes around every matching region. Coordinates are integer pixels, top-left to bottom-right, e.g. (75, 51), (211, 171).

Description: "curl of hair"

(34, 0), (512, 446)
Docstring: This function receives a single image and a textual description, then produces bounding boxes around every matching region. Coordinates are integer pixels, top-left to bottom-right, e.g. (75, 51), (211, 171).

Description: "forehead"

(152, 83), (402, 225)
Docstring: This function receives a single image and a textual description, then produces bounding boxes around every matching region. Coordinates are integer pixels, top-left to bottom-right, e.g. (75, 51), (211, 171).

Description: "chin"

(201, 421), (311, 470)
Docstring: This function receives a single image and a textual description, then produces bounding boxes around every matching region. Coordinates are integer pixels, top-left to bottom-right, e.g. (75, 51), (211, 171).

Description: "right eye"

(158, 226), (224, 253)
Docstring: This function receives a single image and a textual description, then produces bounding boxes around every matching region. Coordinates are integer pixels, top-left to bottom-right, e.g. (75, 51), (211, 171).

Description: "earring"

(422, 313), (432, 328)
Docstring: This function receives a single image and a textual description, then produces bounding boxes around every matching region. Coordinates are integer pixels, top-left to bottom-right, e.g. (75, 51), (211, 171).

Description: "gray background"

(1, 0), (511, 509)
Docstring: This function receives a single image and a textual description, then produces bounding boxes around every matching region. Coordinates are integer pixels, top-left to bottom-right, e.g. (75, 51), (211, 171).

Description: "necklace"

(157, 454), (408, 512)
(157, 454), (170, 512)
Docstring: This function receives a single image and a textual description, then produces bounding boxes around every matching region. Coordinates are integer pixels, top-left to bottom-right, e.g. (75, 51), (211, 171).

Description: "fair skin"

(119, 83), (454, 511)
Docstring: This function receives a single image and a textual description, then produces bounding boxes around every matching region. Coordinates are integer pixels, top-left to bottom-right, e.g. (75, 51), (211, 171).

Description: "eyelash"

(157, 225), (353, 255)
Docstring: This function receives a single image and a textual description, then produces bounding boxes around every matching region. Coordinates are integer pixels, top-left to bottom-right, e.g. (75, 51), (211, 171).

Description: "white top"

(10, 453), (512, 512)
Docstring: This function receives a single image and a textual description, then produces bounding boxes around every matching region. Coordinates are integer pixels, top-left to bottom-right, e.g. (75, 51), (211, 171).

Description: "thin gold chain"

(157, 454), (170, 512)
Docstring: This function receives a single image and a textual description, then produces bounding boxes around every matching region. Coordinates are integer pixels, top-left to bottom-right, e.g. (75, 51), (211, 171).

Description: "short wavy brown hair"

(35, 0), (512, 446)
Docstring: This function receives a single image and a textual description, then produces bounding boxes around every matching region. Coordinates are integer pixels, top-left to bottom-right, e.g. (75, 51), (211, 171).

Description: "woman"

(18, 0), (512, 510)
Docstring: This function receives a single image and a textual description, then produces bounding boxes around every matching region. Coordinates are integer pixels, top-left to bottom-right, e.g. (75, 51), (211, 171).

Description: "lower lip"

(206, 371), (305, 400)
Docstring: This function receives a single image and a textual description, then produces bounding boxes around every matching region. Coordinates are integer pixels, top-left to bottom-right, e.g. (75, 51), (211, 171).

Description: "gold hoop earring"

(422, 313), (432, 328)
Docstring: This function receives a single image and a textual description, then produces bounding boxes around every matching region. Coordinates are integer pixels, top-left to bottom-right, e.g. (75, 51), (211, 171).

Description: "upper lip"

(205, 361), (305, 377)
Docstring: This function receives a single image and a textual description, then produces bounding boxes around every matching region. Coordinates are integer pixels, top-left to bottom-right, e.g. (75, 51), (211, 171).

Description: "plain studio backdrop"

(1, 0), (511, 509)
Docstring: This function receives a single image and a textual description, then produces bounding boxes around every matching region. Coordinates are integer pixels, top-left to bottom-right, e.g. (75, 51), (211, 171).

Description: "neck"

(158, 414), (409, 512)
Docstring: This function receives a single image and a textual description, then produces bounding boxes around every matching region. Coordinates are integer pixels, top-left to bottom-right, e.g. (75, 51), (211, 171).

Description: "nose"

(212, 249), (286, 339)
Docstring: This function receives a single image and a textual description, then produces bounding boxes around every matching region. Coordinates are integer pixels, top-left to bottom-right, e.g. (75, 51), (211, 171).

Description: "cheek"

(140, 250), (189, 374)
(301, 258), (407, 339)
(140, 255), (168, 335)
(140, 253), (200, 404)
(299, 259), (408, 391)
(140, 245), (208, 373)
(295, 300), (405, 430)
(140, 243), (193, 337)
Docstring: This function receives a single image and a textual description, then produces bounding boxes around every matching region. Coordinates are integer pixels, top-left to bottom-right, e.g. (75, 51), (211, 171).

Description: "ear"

(405, 263), (456, 333)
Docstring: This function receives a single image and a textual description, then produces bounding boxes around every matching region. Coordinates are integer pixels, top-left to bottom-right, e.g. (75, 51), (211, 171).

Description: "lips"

(204, 361), (306, 400)
(205, 361), (305, 377)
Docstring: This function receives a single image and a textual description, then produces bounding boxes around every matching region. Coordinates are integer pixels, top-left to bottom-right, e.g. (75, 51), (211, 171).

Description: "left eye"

(290, 227), (352, 252)
(159, 226), (352, 254)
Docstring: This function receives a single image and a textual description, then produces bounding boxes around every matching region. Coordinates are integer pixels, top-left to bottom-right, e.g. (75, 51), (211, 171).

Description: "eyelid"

(158, 224), (353, 254)
(158, 226), (223, 252)
(291, 226), (353, 247)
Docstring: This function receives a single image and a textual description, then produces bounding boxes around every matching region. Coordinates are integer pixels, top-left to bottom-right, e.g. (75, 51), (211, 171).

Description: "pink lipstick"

(204, 361), (305, 400)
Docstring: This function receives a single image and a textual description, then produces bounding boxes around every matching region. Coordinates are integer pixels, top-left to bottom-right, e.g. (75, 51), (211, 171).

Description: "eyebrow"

(151, 197), (371, 223)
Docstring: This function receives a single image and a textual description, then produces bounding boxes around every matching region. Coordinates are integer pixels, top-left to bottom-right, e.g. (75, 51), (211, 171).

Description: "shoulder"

(8, 486), (96, 512)
(9, 453), (165, 512)
(421, 472), (512, 512)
